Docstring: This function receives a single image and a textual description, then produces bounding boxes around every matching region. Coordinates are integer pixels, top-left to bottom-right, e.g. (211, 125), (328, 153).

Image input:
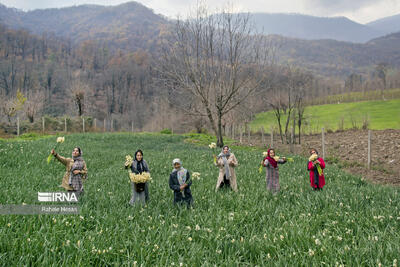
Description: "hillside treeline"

(0, 24), (161, 130)
(1, 22), (400, 134)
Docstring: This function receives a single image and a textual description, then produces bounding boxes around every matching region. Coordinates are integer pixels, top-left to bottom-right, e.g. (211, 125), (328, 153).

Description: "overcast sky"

(1, 0), (399, 24)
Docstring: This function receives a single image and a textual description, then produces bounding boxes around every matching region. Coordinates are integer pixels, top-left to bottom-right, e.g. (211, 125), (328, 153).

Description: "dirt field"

(239, 129), (400, 185)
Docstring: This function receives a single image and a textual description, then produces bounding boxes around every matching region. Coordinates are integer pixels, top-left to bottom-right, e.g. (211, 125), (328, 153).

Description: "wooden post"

(82, 117), (85, 133)
(131, 121), (134, 132)
(368, 130), (371, 169)
(290, 127), (294, 153)
(270, 127), (274, 148)
(261, 127), (265, 145)
(111, 118), (114, 132)
(16, 116), (20, 136)
(94, 118), (97, 130)
(103, 119), (106, 132)
(42, 117), (45, 133)
(231, 123), (235, 139)
(239, 126), (243, 144)
(247, 125), (251, 143)
(322, 127), (325, 159)
(64, 117), (67, 133)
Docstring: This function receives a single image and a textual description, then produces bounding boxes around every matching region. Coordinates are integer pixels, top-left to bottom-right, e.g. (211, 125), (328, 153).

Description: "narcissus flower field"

(0, 133), (399, 266)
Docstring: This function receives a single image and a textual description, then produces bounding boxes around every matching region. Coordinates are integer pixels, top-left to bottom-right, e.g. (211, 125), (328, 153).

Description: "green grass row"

(251, 98), (400, 134)
(0, 133), (399, 265)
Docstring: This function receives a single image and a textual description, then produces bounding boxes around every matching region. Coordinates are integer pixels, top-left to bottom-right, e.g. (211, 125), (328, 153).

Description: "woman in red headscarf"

(262, 148), (287, 193)
(308, 148), (326, 190)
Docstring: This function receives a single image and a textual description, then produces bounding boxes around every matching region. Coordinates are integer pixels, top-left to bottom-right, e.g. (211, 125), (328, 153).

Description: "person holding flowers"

(262, 148), (286, 193)
(308, 148), (326, 190)
(125, 149), (150, 205)
(51, 147), (87, 195)
(215, 146), (238, 192)
(169, 158), (193, 208)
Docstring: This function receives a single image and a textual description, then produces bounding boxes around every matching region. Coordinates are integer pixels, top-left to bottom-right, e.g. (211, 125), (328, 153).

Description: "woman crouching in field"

(308, 148), (326, 190)
(169, 158), (193, 208)
(215, 146), (238, 192)
(262, 148), (286, 193)
(51, 147), (87, 196)
(127, 149), (150, 205)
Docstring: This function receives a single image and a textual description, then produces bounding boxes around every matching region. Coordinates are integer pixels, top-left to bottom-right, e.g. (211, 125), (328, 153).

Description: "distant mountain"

(0, 2), (171, 52)
(271, 31), (400, 77)
(249, 13), (383, 43)
(367, 14), (400, 35)
(1, 2), (400, 77)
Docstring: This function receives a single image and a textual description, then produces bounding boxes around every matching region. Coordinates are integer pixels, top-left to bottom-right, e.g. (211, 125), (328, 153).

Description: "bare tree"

(158, 5), (273, 147)
(25, 90), (45, 123)
(375, 62), (389, 100)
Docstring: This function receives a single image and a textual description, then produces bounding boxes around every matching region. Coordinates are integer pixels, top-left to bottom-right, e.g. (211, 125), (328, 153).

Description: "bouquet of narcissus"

(309, 154), (323, 175)
(129, 172), (152, 183)
(192, 172), (201, 180)
(47, 137), (65, 163)
(124, 155), (133, 169)
(209, 142), (217, 163)
(259, 152), (294, 173)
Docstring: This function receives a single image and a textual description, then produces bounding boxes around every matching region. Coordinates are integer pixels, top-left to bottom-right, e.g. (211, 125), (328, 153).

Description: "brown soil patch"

(239, 129), (400, 185)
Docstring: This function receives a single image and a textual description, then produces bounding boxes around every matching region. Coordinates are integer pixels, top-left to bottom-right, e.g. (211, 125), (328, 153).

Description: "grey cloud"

(304, 0), (388, 14)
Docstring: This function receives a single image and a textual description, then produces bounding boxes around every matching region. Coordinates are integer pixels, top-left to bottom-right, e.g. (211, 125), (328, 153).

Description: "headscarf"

(135, 149), (144, 174)
(264, 148), (278, 168)
(172, 158), (187, 185)
(218, 146), (231, 180)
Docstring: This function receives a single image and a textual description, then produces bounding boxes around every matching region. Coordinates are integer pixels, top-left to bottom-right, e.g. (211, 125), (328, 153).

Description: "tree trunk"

(216, 110), (224, 147)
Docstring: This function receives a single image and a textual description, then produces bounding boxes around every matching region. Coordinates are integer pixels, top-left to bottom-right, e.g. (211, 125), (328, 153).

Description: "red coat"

(308, 158), (326, 189)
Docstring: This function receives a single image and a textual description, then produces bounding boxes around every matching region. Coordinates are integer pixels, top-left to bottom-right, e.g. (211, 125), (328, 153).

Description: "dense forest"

(1, 2), (400, 134)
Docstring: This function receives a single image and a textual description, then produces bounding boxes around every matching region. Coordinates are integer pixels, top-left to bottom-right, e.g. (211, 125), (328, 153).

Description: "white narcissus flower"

(57, 137), (65, 143)
(209, 142), (217, 149)
(263, 152), (268, 157)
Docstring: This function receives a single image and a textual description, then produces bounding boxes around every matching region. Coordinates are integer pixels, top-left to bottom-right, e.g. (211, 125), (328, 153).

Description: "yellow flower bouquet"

(124, 155), (133, 168)
(309, 154), (323, 175)
(192, 172), (201, 180)
(209, 142), (217, 163)
(129, 172), (152, 183)
(47, 136), (65, 164)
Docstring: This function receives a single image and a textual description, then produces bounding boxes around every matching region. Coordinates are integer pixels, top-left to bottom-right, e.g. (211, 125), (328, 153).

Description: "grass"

(251, 99), (400, 134)
(0, 133), (399, 266)
(311, 88), (400, 106)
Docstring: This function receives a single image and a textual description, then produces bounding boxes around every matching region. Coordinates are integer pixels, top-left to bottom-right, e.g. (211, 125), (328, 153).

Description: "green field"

(251, 99), (400, 134)
(1, 133), (399, 265)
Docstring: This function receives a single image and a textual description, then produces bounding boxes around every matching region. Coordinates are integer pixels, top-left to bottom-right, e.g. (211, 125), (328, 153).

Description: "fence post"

(82, 117), (85, 133)
(239, 126), (243, 144)
(42, 117), (45, 133)
(17, 116), (20, 136)
(111, 118), (114, 132)
(290, 126), (294, 153)
(368, 130), (371, 169)
(231, 123), (235, 139)
(270, 127), (274, 148)
(103, 119), (106, 132)
(131, 121), (134, 132)
(94, 118), (97, 130)
(261, 127), (265, 145)
(322, 127), (325, 159)
(247, 125), (251, 143)
(64, 117), (67, 133)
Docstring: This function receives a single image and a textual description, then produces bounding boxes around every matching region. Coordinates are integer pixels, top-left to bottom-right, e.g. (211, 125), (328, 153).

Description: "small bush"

(160, 128), (172, 134)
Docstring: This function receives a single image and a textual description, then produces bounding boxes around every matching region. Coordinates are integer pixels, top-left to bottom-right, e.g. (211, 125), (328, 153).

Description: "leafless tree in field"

(158, 5), (273, 147)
